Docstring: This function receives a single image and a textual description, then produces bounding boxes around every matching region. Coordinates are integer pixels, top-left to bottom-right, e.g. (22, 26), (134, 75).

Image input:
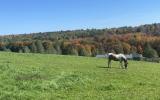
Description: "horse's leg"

(108, 59), (110, 68)
(119, 60), (121, 68)
(108, 59), (111, 68)
(120, 60), (123, 69)
(110, 60), (111, 68)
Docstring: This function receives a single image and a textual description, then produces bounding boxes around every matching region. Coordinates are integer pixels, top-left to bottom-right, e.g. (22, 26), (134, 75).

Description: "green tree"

(35, 40), (44, 53)
(143, 43), (158, 58)
(23, 46), (30, 53)
(30, 42), (37, 53)
(54, 41), (62, 54)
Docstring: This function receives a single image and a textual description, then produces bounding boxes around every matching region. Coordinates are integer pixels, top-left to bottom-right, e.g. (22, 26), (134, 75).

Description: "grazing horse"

(107, 53), (128, 69)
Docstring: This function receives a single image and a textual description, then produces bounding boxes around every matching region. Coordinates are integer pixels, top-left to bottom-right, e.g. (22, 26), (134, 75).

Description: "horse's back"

(108, 53), (127, 60)
(119, 54), (127, 60)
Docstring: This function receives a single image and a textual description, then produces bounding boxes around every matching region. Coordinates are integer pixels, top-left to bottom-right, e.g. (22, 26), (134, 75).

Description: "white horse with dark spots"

(107, 53), (128, 69)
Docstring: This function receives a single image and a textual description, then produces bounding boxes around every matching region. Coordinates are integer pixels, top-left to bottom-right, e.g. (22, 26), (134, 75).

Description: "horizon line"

(0, 22), (159, 36)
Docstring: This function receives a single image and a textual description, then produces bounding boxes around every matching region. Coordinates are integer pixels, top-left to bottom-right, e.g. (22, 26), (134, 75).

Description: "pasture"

(0, 52), (159, 100)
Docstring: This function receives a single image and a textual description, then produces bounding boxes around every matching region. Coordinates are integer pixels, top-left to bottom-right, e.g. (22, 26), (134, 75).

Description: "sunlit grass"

(0, 52), (159, 99)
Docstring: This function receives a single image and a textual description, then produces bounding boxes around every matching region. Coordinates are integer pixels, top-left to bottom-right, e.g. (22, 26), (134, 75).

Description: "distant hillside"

(0, 23), (160, 57)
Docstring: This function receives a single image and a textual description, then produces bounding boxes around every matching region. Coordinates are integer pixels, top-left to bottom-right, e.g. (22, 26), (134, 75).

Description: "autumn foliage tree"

(0, 23), (160, 58)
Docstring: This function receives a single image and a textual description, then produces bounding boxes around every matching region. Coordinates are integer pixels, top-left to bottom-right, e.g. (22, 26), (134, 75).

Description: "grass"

(0, 52), (159, 100)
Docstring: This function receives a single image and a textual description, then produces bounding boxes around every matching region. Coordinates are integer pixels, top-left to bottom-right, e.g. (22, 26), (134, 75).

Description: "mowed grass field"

(0, 52), (160, 100)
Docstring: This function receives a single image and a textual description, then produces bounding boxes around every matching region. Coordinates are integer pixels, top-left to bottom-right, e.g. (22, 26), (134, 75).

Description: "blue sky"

(0, 0), (160, 34)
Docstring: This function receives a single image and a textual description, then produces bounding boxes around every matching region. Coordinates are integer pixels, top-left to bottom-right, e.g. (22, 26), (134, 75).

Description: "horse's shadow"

(96, 65), (121, 69)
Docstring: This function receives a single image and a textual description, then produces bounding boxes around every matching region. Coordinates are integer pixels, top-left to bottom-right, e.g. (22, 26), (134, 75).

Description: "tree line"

(0, 23), (160, 58)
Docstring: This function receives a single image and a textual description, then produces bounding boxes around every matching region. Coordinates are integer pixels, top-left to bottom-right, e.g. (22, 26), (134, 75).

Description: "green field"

(0, 52), (160, 100)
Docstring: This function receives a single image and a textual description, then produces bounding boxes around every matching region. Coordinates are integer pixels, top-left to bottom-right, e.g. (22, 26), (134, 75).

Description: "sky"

(0, 0), (160, 35)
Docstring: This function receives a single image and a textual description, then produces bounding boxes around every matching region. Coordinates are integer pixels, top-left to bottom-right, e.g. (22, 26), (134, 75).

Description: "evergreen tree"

(35, 40), (44, 53)
(30, 42), (37, 53)
(23, 46), (30, 53)
(54, 41), (62, 54)
(143, 43), (158, 58)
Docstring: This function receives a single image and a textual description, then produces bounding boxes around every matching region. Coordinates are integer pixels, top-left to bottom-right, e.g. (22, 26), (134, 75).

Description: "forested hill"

(0, 23), (160, 58)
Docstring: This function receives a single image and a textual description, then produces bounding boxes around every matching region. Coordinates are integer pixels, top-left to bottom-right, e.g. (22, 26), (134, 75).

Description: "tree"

(91, 47), (97, 57)
(43, 41), (57, 54)
(35, 40), (44, 53)
(85, 45), (92, 56)
(61, 41), (70, 55)
(122, 42), (131, 54)
(30, 42), (37, 53)
(54, 41), (62, 54)
(68, 46), (78, 56)
(78, 46), (88, 56)
(0, 46), (11, 52)
(23, 46), (30, 53)
(143, 43), (158, 58)
(137, 44), (143, 54)
(156, 45), (160, 57)
(113, 42), (124, 54)
(131, 46), (137, 53)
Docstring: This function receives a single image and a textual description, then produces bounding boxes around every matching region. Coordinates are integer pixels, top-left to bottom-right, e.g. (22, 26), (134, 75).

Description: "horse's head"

(124, 59), (128, 69)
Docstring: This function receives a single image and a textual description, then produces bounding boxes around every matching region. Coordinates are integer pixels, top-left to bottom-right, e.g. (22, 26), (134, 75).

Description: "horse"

(106, 53), (128, 69)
